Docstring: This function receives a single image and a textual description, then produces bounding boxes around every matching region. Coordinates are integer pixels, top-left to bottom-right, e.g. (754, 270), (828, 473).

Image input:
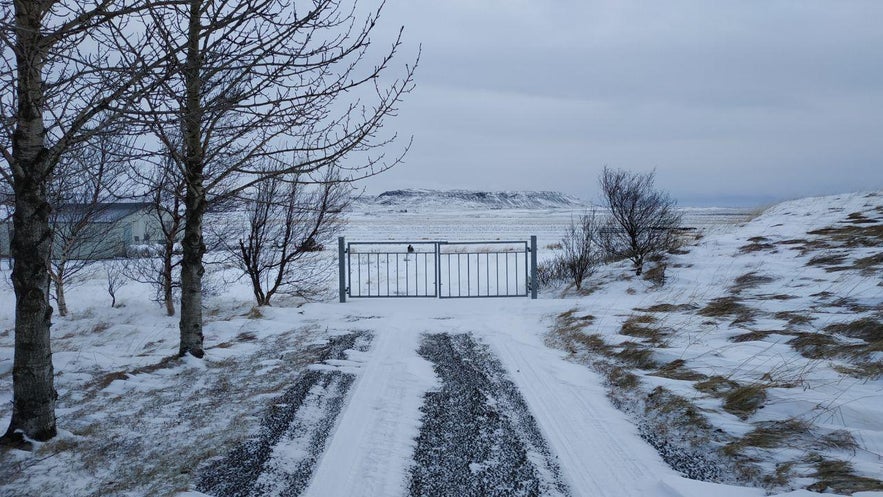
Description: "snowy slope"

(0, 191), (881, 497)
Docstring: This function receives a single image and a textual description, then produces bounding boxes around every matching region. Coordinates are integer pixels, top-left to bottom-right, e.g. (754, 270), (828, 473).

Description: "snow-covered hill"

(364, 188), (588, 210)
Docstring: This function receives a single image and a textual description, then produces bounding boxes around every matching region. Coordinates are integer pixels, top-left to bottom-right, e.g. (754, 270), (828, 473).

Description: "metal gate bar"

(339, 237), (537, 301)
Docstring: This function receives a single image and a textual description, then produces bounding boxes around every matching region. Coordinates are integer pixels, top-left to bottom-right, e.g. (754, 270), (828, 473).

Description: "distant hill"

(364, 189), (588, 210)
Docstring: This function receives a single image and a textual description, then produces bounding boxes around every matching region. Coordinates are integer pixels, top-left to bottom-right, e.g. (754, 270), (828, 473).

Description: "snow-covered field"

(0, 193), (881, 497)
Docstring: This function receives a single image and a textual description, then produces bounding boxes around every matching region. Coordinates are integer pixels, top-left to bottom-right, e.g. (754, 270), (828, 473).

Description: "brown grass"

(615, 342), (659, 369)
(854, 252), (883, 271)
(698, 296), (755, 324)
(634, 303), (694, 313)
(807, 253), (849, 267)
(807, 223), (883, 248)
(807, 459), (883, 494)
(774, 311), (812, 326)
(643, 263), (667, 286)
(824, 317), (883, 342)
(730, 272), (775, 293)
(694, 375), (739, 396)
(620, 315), (668, 346)
(730, 330), (772, 343)
(739, 240), (777, 253)
(653, 359), (707, 381)
(788, 333), (841, 360)
(723, 383), (767, 420)
(723, 418), (811, 456)
(645, 386), (711, 429)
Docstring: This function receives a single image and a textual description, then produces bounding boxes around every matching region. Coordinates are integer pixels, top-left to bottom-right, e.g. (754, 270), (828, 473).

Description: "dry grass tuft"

(730, 272), (776, 293)
(807, 458), (883, 494)
(645, 386), (710, 428)
(788, 333), (840, 360)
(694, 376), (739, 396)
(807, 223), (883, 248)
(698, 296), (755, 324)
(807, 253), (849, 267)
(854, 252), (883, 271)
(774, 311), (812, 326)
(825, 317), (883, 342)
(642, 263), (667, 286)
(653, 359), (707, 381)
(722, 383), (767, 420)
(724, 418), (811, 456)
(546, 309), (609, 358)
(739, 239), (777, 253)
(599, 363), (641, 390)
(730, 330), (772, 343)
(615, 342), (659, 369)
(634, 303), (693, 313)
(619, 315), (669, 346)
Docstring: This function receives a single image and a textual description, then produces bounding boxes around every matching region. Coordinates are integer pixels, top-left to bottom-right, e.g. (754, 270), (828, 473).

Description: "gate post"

(338, 236), (346, 303)
(530, 235), (538, 299)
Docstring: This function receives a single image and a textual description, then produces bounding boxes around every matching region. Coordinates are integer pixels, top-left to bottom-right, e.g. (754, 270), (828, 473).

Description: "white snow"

(1, 191), (881, 496)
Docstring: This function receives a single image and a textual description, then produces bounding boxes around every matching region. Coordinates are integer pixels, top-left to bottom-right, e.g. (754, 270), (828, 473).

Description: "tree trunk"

(178, 0), (205, 358)
(54, 273), (68, 318)
(4, 0), (57, 442)
(179, 188), (205, 357)
(163, 241), (175, 316)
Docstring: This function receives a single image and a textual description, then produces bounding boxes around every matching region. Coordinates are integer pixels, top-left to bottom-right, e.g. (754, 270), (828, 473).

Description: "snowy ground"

(0, 194), (881, 497)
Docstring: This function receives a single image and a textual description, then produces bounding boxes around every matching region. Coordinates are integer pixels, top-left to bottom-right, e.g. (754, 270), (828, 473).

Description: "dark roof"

(55, 202), (152, 223)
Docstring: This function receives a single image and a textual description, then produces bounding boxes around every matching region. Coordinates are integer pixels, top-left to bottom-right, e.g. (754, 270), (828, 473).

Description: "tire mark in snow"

(196, 331), (371, 497)
(410, 333), (571, 497)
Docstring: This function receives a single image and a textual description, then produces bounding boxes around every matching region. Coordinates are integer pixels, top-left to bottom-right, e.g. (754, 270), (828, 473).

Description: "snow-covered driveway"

(284, 299), (798, 497)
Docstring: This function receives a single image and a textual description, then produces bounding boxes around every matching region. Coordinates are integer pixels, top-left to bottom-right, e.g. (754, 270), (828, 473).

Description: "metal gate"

(338, 237), (537, 301)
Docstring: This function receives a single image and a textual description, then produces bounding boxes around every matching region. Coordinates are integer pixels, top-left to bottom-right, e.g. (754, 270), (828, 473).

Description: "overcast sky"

(355, 0), (883, 206)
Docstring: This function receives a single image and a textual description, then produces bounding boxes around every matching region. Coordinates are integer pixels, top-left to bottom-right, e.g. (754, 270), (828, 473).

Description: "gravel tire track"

(196, 331), (370, 497)
(409, 333), (570, 497)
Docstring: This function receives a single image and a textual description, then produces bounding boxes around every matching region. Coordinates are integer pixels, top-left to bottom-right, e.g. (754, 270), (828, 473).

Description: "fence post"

(530, 235), (537, 299)
(338, 236), (346, 303)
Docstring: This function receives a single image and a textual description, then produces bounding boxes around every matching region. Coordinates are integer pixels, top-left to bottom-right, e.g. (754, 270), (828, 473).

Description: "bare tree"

(230, 172), (350, 306)
(560, 210), (603, 290)
(599, 167), (682, 276)
(105, 258), (128, 308)
(47, 135), (129, 316)
(138, 0), (417, 357)
(129, 153), (186, 316)
(0, 1), (173, 442)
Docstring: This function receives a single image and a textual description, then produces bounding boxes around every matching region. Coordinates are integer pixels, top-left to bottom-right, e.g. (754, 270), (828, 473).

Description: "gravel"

(409, 333), (571, 497)
(196, 331), (371, 497)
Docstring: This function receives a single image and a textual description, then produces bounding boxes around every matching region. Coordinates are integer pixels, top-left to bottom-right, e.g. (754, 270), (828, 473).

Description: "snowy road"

(197, 299), (827, 497)
(290, 299), (780, 497)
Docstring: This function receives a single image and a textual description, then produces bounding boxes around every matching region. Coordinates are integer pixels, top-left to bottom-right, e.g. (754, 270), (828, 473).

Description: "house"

(0, 202), (162, 259)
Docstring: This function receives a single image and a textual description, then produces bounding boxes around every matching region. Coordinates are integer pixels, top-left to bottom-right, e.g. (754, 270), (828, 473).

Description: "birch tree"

(0, 1), (172, 443)
(140, 0), (416, 357)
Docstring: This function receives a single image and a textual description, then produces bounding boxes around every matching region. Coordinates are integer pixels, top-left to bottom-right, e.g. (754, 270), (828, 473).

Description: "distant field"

(342, 206), (755, 249)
